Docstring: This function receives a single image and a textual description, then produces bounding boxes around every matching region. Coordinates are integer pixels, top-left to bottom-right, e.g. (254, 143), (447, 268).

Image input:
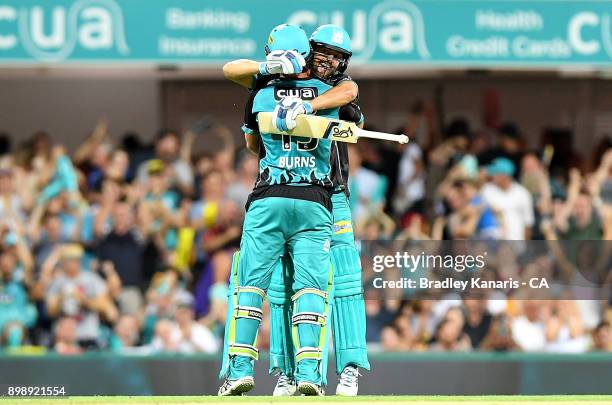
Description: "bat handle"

(357, 129), (410, 144)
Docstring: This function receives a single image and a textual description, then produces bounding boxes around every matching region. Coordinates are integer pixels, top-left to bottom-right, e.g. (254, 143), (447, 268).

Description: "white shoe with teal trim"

(218, 376), (254, 396)
(336, 365), (360, 396)
(297, 381), (325, 396)
(273, 372), (297, 396)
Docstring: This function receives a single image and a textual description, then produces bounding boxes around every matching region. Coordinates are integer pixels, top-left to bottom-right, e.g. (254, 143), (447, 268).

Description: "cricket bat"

(257, 112), (409, 144)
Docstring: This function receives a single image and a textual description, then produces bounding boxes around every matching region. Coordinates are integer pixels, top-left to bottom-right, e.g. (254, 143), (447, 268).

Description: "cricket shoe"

(218, 376), (254, 396)
(336, 365), (360, 396)
(297, 381), (325, 396)
(272, 372), (297, 396)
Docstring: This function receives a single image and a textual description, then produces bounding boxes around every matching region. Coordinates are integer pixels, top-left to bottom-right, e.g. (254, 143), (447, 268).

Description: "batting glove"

(272, 96), (314, 132)
(259, 50), (306, 75)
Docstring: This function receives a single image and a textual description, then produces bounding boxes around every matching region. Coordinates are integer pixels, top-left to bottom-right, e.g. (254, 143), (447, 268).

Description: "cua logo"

(274, 87), (318, 100)
(288, 0), (430, 62)
(568, 12), (612, 58)
(0, 0), (129, 62)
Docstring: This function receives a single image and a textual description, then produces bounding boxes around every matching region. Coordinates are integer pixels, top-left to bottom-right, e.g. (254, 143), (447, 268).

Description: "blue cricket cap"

(486, 157), (515, 177)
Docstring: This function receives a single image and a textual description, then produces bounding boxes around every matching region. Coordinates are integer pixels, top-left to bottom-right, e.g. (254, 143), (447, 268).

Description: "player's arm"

(244, 132), (260, 155)
(273, 77), (360, 131)
(340, 100), (365, 128)
(310, 80), (358, 112)
(223, 50), (306, 88)
(222, 59), (260, 88)
(242, 89), (261, 155)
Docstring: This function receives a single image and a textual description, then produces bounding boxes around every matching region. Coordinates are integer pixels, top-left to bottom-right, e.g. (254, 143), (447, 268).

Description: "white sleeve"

(136, 161), (149, 183)
(481, 185), (494, 207)
(173, 161), (194, 188)
(191, 324), (219, 354)
(397, 145), (422, 185)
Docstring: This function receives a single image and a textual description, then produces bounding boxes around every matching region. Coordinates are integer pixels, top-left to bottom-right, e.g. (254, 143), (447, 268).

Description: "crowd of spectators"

(0, 99), (610, 356)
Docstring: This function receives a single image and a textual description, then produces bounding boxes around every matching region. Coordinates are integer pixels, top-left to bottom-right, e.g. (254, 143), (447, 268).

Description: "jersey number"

(281, 135), (318, 151)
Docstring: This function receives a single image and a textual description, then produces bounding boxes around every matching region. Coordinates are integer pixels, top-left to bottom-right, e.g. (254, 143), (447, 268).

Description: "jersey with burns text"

(250, 77), (339, 188)
(244, 74), (362, 195)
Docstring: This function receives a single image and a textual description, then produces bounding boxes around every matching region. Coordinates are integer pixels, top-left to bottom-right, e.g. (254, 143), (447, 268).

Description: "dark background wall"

(2, 73), (611, 157)
(163, 76), (612, 157)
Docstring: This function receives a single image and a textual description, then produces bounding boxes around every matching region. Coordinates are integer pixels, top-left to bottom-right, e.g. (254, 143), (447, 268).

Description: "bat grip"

(357, 129), (410, 144)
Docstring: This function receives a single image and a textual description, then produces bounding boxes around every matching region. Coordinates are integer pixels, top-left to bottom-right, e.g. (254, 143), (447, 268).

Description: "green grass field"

(1, 396), (612, 405)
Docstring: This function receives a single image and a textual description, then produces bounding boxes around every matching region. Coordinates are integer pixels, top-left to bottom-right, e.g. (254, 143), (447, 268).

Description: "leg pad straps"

(228, 343), (259, 360)
(292, 312), (326, 326)
(235, 306), (263, 322)
(296, 346), (323, 362)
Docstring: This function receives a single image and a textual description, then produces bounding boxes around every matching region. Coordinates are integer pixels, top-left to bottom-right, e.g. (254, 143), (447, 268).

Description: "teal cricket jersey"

(250, 77), (340, 189)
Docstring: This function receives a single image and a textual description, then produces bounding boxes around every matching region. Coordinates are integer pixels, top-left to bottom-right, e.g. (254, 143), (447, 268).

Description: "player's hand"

(259, 50), (305, 75)
(272, 96), (314, 131)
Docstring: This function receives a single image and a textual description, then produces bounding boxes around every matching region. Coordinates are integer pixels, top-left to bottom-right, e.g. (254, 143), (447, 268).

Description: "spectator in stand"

(109, 314), (145, 354)
(190, 169), (236, 320)
(591, 321), (611, 352)
(482, 157), (534, 240)
(0, 168), (26, 230)
(442, 178), (500, 240)
(150, 318), (180, 353)
(0, 132), (11, 167)
(96, 199), (146, 315)
(120, 132), (150, 183)
(463, 299), (493, 349)
(72, 120), (114, 191)
(364, 289), (396, 343)
(174, 294), (218, 354)
(480, 314), (516, 351)
(544, 300), (589, 353)
(31, 215), (64, 268)
(348, 144), (389, 224)
(36, 146), (80, 209)
(511, 300), (547, 352)
(141, 268), (190, 343)
(478, 122), (525, 178)
(139, 160), (181, 270)
(17, 132), (54, 202)
(380, 326), (403, 351)
(53, 317), (83, 355)
(429, 318), (472, 352)
(85, 149), (131, 205)
(226, 151), (258, 209)
(0, 245), (37, 348)
(393, 138), (425, 217)
(519, 151), (565, 240)
(381, 314), (415, 352)
(210, 126), (237, 186)
(592, 143), (612, 203)
(137, 130), (194, 197)
(554, 168), (604, 241)
(44, 244), (118, 349)
(191, 170), (227, 246)
(425, 119), (471, 221)
(377, 307), (411, 352)
(407, 300), (438, 348)
(196, 198), (241, 328)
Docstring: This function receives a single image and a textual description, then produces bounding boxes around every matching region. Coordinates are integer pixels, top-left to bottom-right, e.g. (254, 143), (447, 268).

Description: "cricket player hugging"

(219, 23), (369, 397)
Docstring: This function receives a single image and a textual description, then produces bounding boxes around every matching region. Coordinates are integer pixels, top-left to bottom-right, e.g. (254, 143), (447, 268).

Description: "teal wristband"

(258, 62), (269, 75)
(303, 101), (314, 114)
